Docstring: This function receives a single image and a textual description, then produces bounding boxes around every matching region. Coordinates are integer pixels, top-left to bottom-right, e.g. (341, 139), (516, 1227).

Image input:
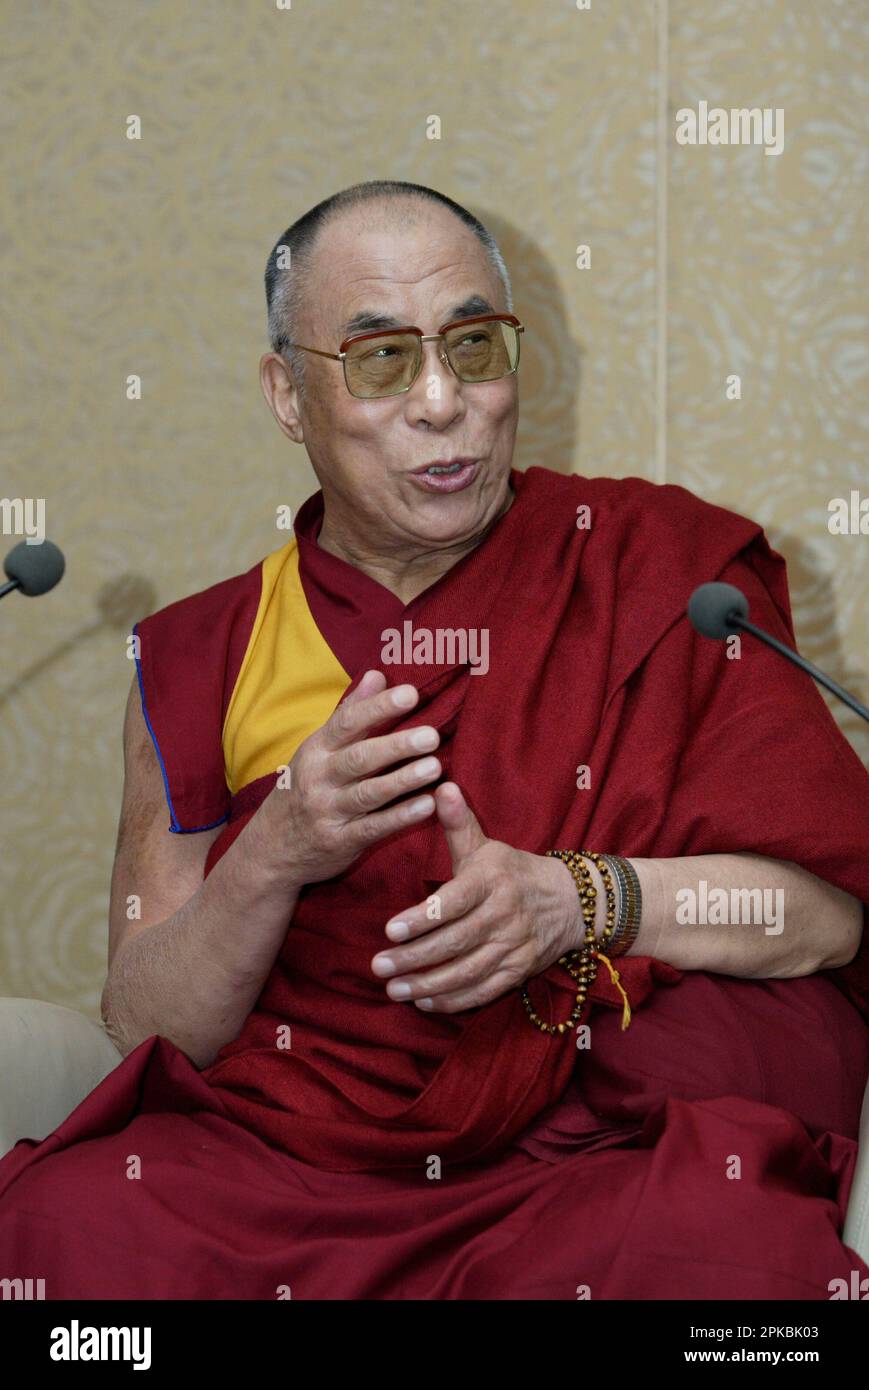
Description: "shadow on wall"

(483, 209), (585, 479)
(0, 576), (158, 710)
(771, 530), (868, 761)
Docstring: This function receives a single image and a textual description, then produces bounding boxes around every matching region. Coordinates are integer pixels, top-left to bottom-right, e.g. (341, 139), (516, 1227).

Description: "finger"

(330, 723), (440, 787)
(383, 873), (488, 943)
(337, 752), (443, 819)
(413, 969), (519, 1015)
(325, 676), (420, 751)
(383, 940), (502, 1003)
(343, 668), (386, 703)
(371, 912), (480, 979)
(435, 782), (487, 870)
(344, 791), (437, 850)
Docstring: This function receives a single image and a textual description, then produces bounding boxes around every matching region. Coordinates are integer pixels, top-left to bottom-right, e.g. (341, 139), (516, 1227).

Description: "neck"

(317, 488), (515, 605)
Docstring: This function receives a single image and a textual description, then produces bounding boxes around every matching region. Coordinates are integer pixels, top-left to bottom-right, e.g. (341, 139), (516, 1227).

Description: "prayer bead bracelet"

(520, 849), (634, 1037)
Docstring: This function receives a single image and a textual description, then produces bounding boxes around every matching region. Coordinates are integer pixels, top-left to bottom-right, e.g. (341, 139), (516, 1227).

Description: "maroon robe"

(1, 465), (867, 1299)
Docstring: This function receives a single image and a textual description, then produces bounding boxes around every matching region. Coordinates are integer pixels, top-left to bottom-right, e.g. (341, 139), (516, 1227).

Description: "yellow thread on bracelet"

(593, 950), (632, 1031)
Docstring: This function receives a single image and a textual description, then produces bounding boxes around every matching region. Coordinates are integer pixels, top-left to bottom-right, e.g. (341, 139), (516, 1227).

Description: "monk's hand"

(370, 782), (582, 1012)
(254, 669), (443, 889)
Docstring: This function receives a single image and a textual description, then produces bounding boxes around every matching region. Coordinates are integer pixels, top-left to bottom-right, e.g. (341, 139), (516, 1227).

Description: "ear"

(260, 351), (305, 444)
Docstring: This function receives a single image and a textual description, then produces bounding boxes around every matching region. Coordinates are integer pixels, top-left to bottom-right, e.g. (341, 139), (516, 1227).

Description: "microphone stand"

(725, 610), (869, 722)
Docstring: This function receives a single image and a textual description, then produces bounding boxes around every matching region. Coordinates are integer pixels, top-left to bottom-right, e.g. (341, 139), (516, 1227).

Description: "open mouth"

(409, 460), (479, 493)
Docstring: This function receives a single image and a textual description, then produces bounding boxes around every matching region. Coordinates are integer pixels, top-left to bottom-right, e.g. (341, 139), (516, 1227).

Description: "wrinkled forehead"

(307, 208), (505, 338)
(337, 295), (504, 344)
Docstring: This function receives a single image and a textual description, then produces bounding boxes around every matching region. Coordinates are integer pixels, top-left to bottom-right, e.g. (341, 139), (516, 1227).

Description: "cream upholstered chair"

(0, 997), (123, 1158)
(1, 995), (868, 1268)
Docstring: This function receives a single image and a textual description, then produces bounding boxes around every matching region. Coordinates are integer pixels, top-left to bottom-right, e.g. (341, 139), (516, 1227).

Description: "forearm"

(580, 852), (862, 978)
(101, 798), (300, 1069)
(635, 853), (863, 976)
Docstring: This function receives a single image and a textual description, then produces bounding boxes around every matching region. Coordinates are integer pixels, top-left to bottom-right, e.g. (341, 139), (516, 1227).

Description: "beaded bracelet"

(520, 849), (619, 1038)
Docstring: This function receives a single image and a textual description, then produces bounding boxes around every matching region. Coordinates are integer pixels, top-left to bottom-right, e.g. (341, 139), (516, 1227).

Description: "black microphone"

(688, 581), (869, 723)
(1, 540), (66, 599)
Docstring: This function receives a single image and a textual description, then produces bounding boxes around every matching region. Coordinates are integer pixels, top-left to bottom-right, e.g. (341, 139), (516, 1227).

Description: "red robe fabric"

(1, 465), (867, 1299)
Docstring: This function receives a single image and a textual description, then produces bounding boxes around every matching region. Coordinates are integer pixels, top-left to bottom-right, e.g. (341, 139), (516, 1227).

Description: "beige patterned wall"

(1, 0), (865, 1019)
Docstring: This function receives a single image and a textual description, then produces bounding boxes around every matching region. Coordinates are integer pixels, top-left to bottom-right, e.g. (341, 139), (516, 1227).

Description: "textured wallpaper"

(1, 0), (865, 1018)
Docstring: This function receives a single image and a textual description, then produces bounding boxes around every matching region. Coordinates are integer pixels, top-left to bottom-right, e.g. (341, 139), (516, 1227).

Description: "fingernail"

(393, 685), (417, 708)
(388, 981), (412, 999)
(410, 727), (438, 750)
(372, 955), (397, 977)
(413, 757), (439, 778)
(386, 921), (409, 941)
(416, 998), (434, 1010)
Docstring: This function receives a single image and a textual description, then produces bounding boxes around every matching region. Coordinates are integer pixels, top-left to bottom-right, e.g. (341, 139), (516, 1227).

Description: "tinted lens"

(444, 319), (519, 381)
(344, 332), (420, 397)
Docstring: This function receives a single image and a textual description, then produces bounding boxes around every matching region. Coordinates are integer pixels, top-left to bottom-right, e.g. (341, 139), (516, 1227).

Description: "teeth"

(426, 462), (464, 475)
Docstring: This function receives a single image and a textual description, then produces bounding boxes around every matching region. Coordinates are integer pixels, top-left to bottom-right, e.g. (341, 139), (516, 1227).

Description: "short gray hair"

(265, 179), (512, 397)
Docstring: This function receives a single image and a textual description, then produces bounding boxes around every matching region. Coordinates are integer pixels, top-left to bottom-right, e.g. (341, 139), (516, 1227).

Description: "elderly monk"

(1, 179), (868, 1301)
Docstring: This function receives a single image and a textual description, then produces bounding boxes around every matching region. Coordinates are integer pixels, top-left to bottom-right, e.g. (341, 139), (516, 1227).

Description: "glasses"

(282, 313), (525, 399)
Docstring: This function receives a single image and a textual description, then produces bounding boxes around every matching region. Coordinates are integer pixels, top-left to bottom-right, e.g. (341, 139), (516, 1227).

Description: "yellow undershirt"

(221, 539), (352, 796)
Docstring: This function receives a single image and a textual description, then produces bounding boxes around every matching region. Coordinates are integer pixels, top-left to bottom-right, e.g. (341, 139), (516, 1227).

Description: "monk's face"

(268, 202), (519, 557)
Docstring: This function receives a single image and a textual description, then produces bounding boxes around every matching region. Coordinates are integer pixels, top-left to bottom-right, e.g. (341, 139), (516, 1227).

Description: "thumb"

(435, 782), (487, 871)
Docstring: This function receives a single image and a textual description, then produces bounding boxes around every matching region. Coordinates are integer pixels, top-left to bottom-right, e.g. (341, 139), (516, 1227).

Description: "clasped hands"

(370, 781), (583, 1013)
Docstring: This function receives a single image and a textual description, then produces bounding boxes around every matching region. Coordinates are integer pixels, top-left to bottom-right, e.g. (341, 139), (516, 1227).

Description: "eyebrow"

(340, 294), (497, 338)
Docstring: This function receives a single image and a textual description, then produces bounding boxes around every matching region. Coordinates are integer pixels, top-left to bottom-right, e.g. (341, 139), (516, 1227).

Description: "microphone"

(1, 540), (66, 599)
(688, 581), (869, 723)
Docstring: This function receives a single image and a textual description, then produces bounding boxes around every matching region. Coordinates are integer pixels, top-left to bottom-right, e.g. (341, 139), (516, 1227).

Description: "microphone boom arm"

(726, 611), (869, 722)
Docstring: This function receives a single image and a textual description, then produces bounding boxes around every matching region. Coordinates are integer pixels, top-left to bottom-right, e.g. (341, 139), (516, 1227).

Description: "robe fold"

(1, 465), (867, 1299)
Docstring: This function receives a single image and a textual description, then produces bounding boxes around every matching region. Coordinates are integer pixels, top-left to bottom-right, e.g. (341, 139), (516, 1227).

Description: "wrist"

(584, 854), (617, 946)
(623, 857), (664, 958)
(240, 787), (307, 897)
(549, 854), (596, 954)
(549, 851), (626, 955)
(547, 856), (579, 952)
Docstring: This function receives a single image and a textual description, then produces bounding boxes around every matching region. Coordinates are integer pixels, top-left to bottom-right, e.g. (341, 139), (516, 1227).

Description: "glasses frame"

(282, 313), (525, 398)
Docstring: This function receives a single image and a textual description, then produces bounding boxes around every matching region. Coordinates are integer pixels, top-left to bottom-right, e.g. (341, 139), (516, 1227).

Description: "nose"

(403, 338), (462, 423)
(413, 337), (458, 394)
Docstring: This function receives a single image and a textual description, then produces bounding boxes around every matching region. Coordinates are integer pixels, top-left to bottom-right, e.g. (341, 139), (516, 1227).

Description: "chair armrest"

(0, 997), (123, 1159)
(844, 1072), (869, 1266)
